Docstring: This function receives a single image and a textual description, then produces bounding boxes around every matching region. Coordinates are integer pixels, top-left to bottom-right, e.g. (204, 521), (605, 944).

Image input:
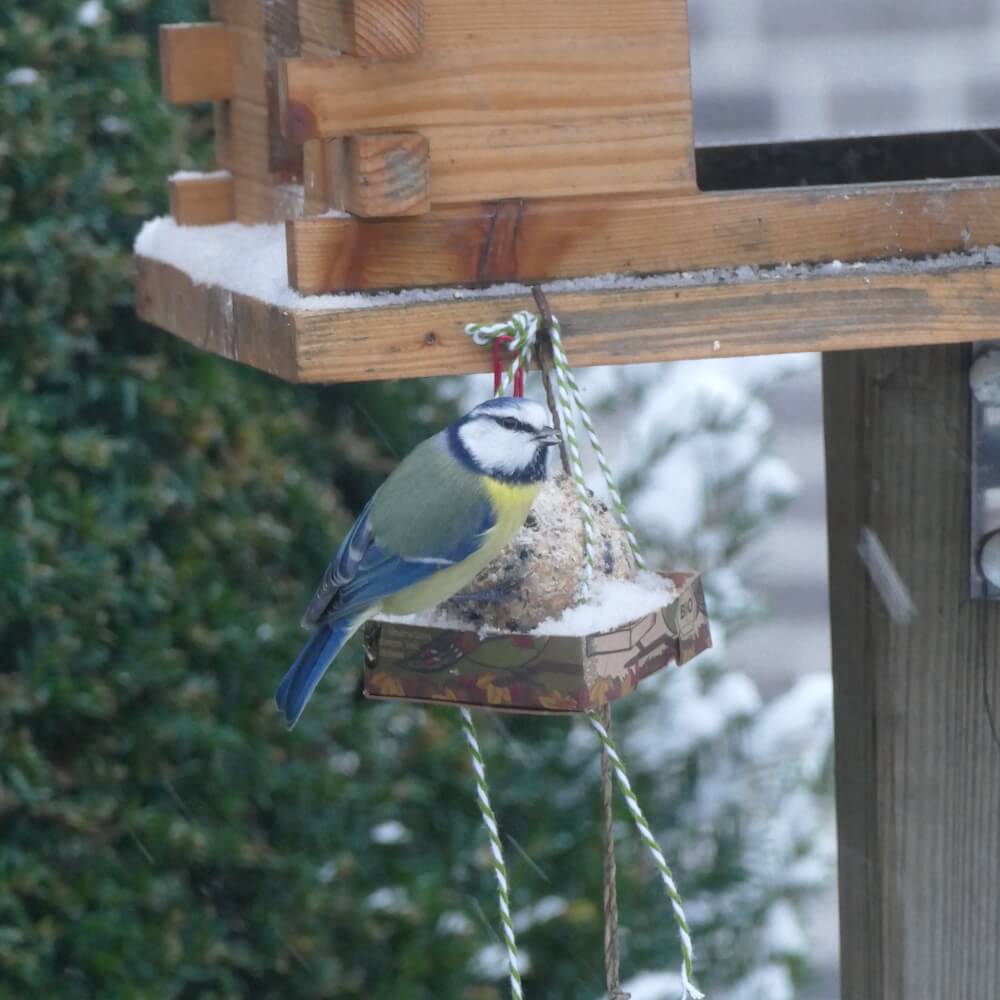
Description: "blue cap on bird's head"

(448, 397), (561, 484)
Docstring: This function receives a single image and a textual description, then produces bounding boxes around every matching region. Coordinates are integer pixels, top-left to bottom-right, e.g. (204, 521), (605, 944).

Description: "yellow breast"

(381, 476), (542, 615)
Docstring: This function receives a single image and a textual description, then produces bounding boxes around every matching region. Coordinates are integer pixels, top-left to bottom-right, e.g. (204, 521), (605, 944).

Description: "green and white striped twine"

(587, 713), (704, 1000)
(459, 706), (523, 1000)
(465, 307), (704, 1000)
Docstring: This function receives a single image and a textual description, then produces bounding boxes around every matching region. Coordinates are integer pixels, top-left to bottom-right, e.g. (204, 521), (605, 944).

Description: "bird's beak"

(534, 428), (562, 447)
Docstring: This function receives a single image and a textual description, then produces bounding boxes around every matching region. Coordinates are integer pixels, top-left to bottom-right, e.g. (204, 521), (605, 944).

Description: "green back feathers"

(370, 435), (492, 558)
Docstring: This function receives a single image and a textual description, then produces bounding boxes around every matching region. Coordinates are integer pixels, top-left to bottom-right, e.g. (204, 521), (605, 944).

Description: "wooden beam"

(285, 180), (1000, 294)
(295, 0), (687, 51)
(278, 34), (694, 202)
(280, 45), (685, 141)
(320, 0), (425, 57)
(135, 251), (1000, 384)
(159, 23), (233, 104)
(824, 345), (1000, 998)
(168, 172), (235, 226)
(331, 133), (430, 217)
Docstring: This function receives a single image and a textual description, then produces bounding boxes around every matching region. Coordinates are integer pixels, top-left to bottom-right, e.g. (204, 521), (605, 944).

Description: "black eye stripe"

(492, 415), (535, 433)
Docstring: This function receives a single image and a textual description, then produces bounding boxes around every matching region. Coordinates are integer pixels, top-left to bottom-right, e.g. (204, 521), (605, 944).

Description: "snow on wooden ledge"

(134, 215), (1000, 385)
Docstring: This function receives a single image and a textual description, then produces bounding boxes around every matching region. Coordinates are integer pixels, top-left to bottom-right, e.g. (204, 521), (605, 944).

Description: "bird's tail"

(275, 618), (360, 728)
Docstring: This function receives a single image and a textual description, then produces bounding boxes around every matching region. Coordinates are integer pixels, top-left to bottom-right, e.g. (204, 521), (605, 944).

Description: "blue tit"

(275, 396), (561, 727)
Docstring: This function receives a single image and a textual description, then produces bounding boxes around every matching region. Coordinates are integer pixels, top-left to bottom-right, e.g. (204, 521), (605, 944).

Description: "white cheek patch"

(459, 420), (536, 475)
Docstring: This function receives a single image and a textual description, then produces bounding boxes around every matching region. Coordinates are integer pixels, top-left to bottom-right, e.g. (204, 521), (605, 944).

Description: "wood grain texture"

(281, 44), (684, 138)
(330, 0), (424, 57)
(331, 133), (430, 217)
(824, 345), (1000, 1000)
(279, 13), (694, 203)
(159, 23), (233, 104)
(168, 173), (235, 226)
(302, 139), (336, 213)
(134, 256), (299, 382)
(297, 0), (685, 48)
(135, 252), (1000, 384)
(285, 180), (1000, 293)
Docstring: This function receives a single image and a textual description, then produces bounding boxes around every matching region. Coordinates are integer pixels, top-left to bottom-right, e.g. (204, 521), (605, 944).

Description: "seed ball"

(442, 475), (636, 631)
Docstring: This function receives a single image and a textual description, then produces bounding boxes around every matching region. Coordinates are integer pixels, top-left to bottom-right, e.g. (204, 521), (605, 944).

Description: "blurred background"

(3, 1), (997, 998)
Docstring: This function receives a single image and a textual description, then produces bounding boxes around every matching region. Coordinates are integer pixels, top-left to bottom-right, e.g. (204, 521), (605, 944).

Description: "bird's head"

(449, 397), (561, 484)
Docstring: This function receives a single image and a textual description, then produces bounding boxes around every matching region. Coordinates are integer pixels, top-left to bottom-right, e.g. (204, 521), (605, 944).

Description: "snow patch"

(169, 169), (232, 182)
(376, 572), (676, 637)
(370, 820), (411, 845)
(134, 215), (1000, 315)
(77, 0), (105, 26)
(6, 67), (40, 86)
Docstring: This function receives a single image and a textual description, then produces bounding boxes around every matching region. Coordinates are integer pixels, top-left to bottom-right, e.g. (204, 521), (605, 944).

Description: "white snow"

(134, 214), (1000, 315)
(376, 572), (676, 637)
(970, 349), (1000, 406)
(436, 910), (474, 936)
(613, 971), (683, 1000)
(169, 169), (232, 182)
(762, 899), (808, 957)
(364, 886), (414, 915)
(512, 895), (568, 932)
(5, 67), (40, 86)
(718, 964), (794, 1000)
(470, 943), (531, 979)
(856, 526), (915, 624)
(369, 820), (411, 845)
(77, 0), (105, 26)
(99, 115), (130, 135)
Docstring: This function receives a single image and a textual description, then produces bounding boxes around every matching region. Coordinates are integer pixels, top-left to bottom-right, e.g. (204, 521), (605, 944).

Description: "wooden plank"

(234, 175), (305, 225)
(159, 23), (233, 104)
(168, 172), (235, 226)
(280, 44), (685, 140)
(134, 256), (300, 382)
(327, 0), (425, 57)
(264, 0), (303, 179)
(298, 0), (686, 47)
(285, 180), (1000, 293)
(823, 345), (1000, 999)
(331, 133), (430, 217)
(134, 251), (1000, 383)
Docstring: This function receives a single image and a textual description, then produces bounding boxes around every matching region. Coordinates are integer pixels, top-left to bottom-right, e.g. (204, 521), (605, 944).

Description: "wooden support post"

(824, 344), (1000, 999)
(159, 23), (233, 103)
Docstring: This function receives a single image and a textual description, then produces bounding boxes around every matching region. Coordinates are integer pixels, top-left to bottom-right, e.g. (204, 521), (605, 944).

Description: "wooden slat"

(298, 0), (685, 47)
(134, 256), (300, 382)
(234, 176), (305, 225)
(159, 23), (233, 104)
(285, 180), (1000, 293)
(824, 345), (1000, 999)
(168, 173), (235, 226)
(264, 0), (303, 179)
(134, 251), (1000, 384)
(327, 0), (425, 57)
(331, 133), (430, 217)
(280, 44), (685, 140)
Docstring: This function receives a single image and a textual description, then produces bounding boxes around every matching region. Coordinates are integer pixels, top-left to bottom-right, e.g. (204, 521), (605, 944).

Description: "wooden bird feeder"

(138, 2), (1000, 995)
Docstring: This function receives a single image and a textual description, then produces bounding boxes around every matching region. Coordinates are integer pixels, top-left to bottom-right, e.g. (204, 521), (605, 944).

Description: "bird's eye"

(499, 417), (518, 430)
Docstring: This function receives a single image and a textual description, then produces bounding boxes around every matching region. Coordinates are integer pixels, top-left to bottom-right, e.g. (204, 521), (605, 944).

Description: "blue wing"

(300, 494), (496, 628)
